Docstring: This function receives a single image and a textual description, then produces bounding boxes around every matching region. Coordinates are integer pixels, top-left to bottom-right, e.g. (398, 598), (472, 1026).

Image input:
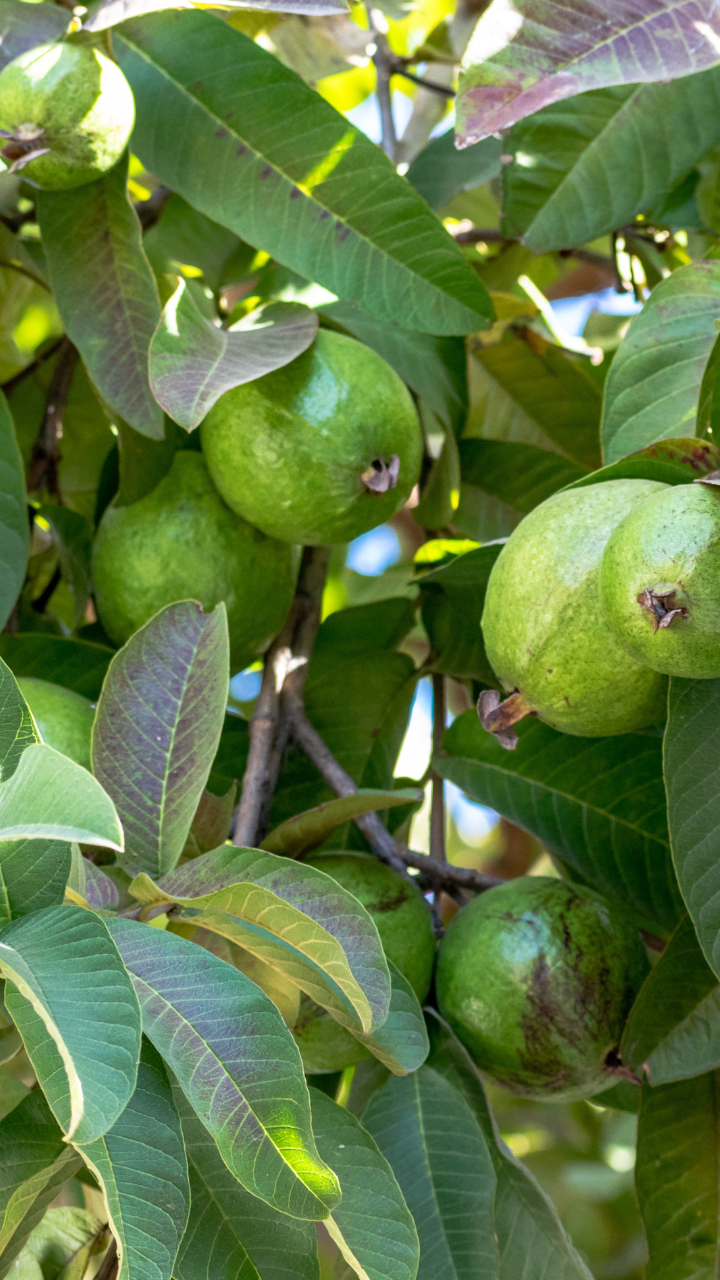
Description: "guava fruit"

(92, 451), (297, 672)
(435, 876), (649, 1101)
(480, 479), (669, 741)
(18, 677), (94, 769)
(200, 330), (423, 545)
(601, 480), (720, 678)
(292, 851), (436, 1073)
(0, 42), (135, 190)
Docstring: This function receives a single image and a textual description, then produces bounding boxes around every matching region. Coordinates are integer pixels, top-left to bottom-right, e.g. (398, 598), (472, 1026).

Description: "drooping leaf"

(456, 0), (720, 143)
(114, 10), (494, 336)
(417, 543), (501, 683)
(460, 439), (587, 511)
(0, 744), (123, 850)
(406, 130), (502, 213)
(0, 657), (37, 783)
(36, 154), (163, 440)
(76, 1039), (190, 1280)
(107, 918), (341, 1221)
(0, 0), (69, 71)
(349, 960), (429, 1077)
(182, 785), (236, 859)
(437, 711), (682, 932)
(0, 837), (72, 928)
(602, 262), (720, 464)
(92, 600), (229, 879)
(261, 789), (422, 857)
(563, 437), (720, 493)
(0, 905), (142, 1144)
(0, 393), (28, 634)
(310, 1087), (419, 1280)
(0, 635), (113, 701)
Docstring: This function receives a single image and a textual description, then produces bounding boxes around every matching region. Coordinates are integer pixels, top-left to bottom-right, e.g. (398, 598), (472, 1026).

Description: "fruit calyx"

(360, 454), (399, 493)
(477, 688), (532, 750)
(637, 588), (688, 633)
(0, 122), (49, 172)
(603, 1047), (641, 1086)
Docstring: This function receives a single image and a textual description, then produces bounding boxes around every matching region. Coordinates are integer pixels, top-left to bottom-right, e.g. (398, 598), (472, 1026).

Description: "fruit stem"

(430, 673), (446, 870)
(477, 689), (532, 750)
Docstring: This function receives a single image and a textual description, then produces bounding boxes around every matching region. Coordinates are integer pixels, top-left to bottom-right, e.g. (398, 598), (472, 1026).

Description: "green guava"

(200, 330), (423, 545)
(292, 851), (436, 1073)
(601, 481), (720, 678)
(480, 480), (669, 739)
(0, 42), (135, 190)
(18, 677), (94, 769)
(435, 876), (649, 1101)
(92, 451), (297, 672)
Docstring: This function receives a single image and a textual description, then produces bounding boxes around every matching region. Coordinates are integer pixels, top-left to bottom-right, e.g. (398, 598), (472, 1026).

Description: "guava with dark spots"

(18, 677), (94, 769)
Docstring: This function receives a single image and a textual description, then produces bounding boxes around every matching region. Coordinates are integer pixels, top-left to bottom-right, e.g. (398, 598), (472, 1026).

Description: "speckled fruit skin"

(436, 877), (649, 1101)
(601, 482), (720, 678)
(200, 330), (423, 545)
(18, 677), (94, 769)
(481, 479), (669, 736)
(0, 43), (134, 190)
(92, 451), (297, 673)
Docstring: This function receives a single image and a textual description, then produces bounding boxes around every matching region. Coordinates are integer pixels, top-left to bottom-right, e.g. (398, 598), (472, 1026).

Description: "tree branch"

(430, 673), (446, 867)
(26, 337), (77, 496)
(365, 4), (397, 161)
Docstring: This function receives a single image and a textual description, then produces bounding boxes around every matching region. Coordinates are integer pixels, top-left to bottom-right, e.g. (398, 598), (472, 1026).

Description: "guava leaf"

(0, 635), (113, 701)
(0, 0), (69, 71)
(11, 1208), (104, 1280)
(460, 440), (587, 512)
(0, 744), (122, 850)
(438, 711), (683, 933)
(260, 788), (422, 857)
(562, 438), (720, 493)
(114, 10), (493, 336)
(170, 1081), (320, 1280)
(36, 506), (92, 634)
(0, 837), (72, 927)
(0, 394), (27, 635)
(83, 0), (191, 32)
(349, 961), (429, 1077)
(0, 905), (142, 1145)
(67, 846), (120, 912)
(456, 0), (720, 144)
(183, 785), (236, 859)
(92, 601), (229, 879)
(417, 544), (501, 684)
(406, 130), (502, 214)
(602, 262), (720, 463)
(149, 284), (318, 431)
(0, 656), (37, 783)
(636, 1073), (720, 1278)
(75, 1039), (189, 1280)
(621, 915), (720, 1085)
(36, 153), (163, 441)
(107, 917), (341, 1221)
(128, 843), (390, 1034)
(310, 1087), (419, 1280)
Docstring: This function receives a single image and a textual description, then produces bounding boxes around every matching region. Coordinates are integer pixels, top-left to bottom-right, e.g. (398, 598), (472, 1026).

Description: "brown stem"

(1, 337), (63, 397)
(93, 1238), (118, 1280)
(26, 337), (77, 496)
(430, 673), (446, 867)
(366, 3), (397, 161)
(233, 628), (292, 848)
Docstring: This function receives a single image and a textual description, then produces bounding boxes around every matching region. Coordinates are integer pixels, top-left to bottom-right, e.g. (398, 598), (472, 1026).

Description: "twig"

(388, 63), (455, 96)
(233, 628), (293, 847)
(1, 337), (64, 397)
(0, 259), (51, 291)
(430, 674), (446, 874)
(26, 337), (77, 495)
(453, 228), (512, 244)
(365, 4), (397, 161)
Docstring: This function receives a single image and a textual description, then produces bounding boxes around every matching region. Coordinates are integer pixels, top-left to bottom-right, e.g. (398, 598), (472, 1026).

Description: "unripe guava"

(292, 852), (436, 1073)
(200, 330), (423, 546)
(0, 42), (134, 190)
(435, 876), (649, 1101)
(92, 451), (296, 672)
(18, 677), (94, 769)
(601, 481), (720, 678)
(481, 480), (669, 737)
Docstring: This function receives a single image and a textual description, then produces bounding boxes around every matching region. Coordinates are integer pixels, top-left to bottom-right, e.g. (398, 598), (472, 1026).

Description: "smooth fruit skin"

(0, 43), (134, 190)
(481, 479), (669, 736)
(200, 330), (423, 545)
(18, 677), (94, 769)
(601, 483), (720, 678)
(92, 451), (297, 672)
(435, 877), (649, 1101)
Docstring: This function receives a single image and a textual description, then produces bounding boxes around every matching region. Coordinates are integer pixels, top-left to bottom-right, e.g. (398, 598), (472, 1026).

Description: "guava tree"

(1, 0), (720, 1276)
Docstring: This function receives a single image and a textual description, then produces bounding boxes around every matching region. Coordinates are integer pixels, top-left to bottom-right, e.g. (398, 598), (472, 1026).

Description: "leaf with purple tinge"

(457, 0), (720, 144)
(149, 284), (318, 431)
(92, 601), (229, 881)
(67, 845), (119, 911)
(0, 0), (69, 72)
(106, 918), (341, 1222)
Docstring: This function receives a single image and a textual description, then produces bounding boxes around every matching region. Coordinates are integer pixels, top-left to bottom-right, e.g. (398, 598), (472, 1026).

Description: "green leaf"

(107, 918), (341, 1220)
(260, 789), (422, 857)
(12, 1208), (104, 1280)
(460, 439), (587, 511)
(0, 0), (69, 71)
(0, 837), (71, 928)
(621, 915), (720, 1084)
(76, 1038), (189, 1280)
(149, 285), (318, 431)
(36, 153), (163, 440)
(36, 507), (92, 634)
(182, 785), (236, 859)
(0, 635), (113, 701)
(171, 1080), (320, 1280)
(602, 262), (720, 463)
(697, 330), (720, 448)
(142, 194), (254, 293)
(362, 1065), (497, 1280)
(129, 843), (391, 1034)
(418, 544), (501, 683)
(562, 437), (720, 493)
(635, 1073), (720, 1279)
(309, 1087), (419, 1280)
(114, 11), (493, 336)
(0, 393), (27, 634)
(0, 656), (37, 783)
(406, 130), (501, 213)
(0, 1091), (82, 1280)
(0, 744), (123, 850)
(92, 600), (229, 879)
(0, 905), (142, 1144)
(67, 844), (119, 911)
(348, 960), (429, 1077)
(438, 711), (683, 932)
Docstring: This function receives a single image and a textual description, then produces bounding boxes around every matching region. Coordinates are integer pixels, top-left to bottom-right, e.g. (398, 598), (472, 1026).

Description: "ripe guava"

(92, 451), (297, 672)
(480, 479), (669, 739)
(0, 42), (134, 190)
(435, 876), (649, 1101)
(18, 677), (94, 769)
(292, 852), (436, 1073)
(601, 481), (720, 678)
(200, 330), (423, 545)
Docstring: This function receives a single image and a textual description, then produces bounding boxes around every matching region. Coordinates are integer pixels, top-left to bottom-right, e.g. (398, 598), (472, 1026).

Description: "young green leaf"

(460, 440), (588, 512)
(92, 601), (229, 879)
(0, 635), (113, 701)
(0, 656), (37, 783)
(0, 905), (141, 1144)
(309, 1087), (419, 1280)
(0, 393), (28, 635)
(107, 918), (341, 1221)
(114, 11), (493, 336)
(0, 837), (72, 928)
(0, 744), (123, 850)
(260, 789), (422, 858)
(75, 1039), (190, 1280)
